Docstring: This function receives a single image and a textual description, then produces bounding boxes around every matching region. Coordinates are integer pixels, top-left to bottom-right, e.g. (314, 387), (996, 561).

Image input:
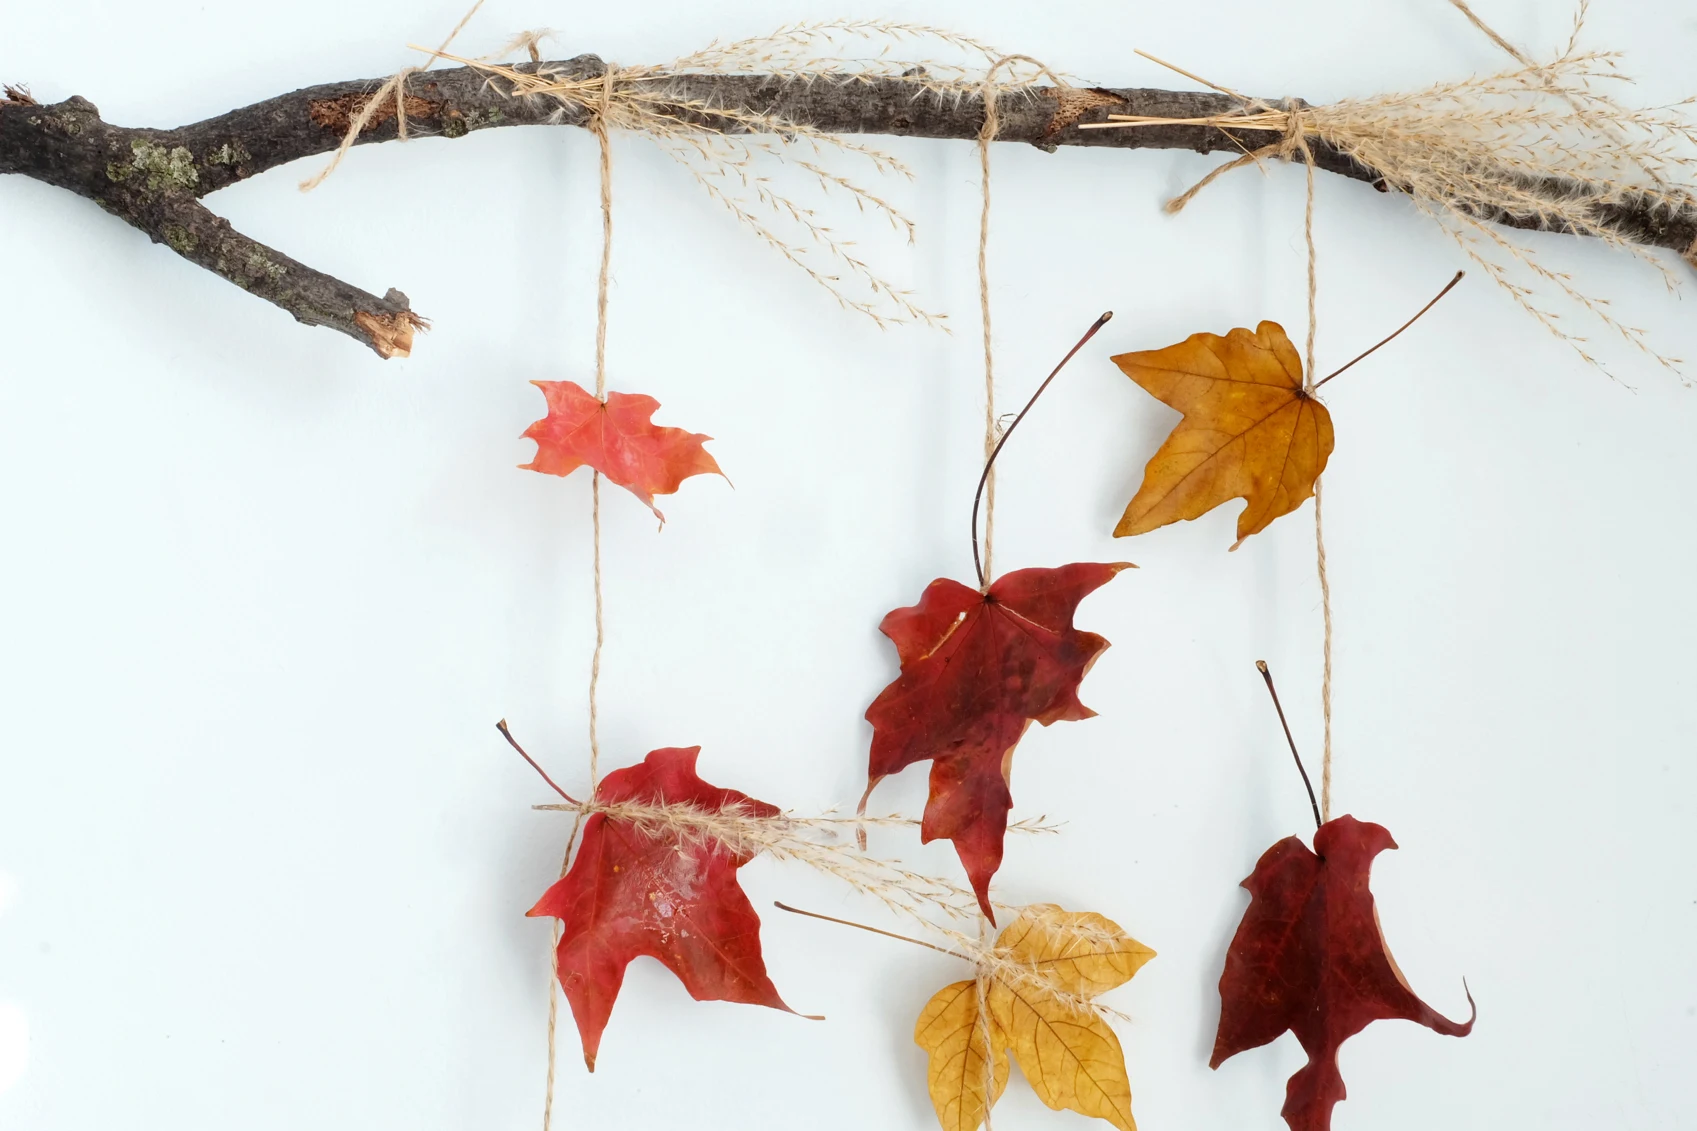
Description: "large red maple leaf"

(528, 746), (795, 1070)
(862, 562), (1130, 922)
(520, 380), (724, 521)
(1212, 815), (1475, 1131)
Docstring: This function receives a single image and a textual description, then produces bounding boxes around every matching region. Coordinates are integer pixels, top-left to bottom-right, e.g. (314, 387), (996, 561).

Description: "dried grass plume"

(1093, 2), (1697, 376)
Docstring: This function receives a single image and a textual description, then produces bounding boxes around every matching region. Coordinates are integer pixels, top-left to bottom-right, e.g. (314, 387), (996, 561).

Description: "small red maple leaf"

(1212, 814), (1475, 1131)
(862, 562), (1130, 921)
(520, 380), (724, 521)
(528, 746), (795, 1070)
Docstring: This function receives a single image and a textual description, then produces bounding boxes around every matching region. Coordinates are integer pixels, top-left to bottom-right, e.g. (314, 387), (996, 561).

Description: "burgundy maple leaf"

(1212, 814), (1475, 1131)
(862, 562), (1130, 921)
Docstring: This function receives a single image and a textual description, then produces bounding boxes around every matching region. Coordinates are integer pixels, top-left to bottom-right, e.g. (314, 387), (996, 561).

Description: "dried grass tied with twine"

(532, 796), (1057, 927)
(1087, 1), (1697, 376)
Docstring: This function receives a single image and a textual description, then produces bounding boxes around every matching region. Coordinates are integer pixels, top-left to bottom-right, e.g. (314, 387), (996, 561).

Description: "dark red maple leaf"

(862, 562), (1130, 922)
(1212, 814), (1475, 1131)
(527, 746), (794, 1070)
(520, 380), (724, 521)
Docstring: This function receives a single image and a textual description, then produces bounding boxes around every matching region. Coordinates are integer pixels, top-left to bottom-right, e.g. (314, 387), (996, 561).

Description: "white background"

(3, 1), (1695, 1128)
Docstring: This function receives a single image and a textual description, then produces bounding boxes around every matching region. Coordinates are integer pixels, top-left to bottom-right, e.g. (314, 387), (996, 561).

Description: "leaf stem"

(1255, 662), (1323, 831)
(773, 901), (967, 959)
(1312, 270), (1464, 389)
(496, 719), (581, 805)
(971, 311), (1114, 589)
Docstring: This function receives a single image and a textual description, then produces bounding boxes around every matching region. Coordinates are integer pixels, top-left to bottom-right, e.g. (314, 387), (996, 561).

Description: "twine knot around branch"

(592, 61), (619, 133)
(1157, 94), (1318, 216)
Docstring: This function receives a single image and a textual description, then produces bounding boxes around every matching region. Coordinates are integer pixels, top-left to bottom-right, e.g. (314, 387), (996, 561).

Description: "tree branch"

(4, 56), (1692, 358)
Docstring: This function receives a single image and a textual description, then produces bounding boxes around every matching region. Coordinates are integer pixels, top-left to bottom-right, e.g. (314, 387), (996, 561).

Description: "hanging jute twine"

(1284, 100), (1333, 825)
(974, 54), (1069, 1125)
(587, 62), (616, 790)
(1081, 52), (1337, 818)
(539, 61), (620, 1131)
(976, 54), (1069, 589)
(1281, 97), (1334, 825)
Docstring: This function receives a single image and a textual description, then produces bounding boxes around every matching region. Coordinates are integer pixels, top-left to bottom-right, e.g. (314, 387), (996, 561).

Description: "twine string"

(587, 472), (604, 788)
(586, 65), (617, 790)
(1314, 479), (1333, 822)
(1139, 77), (1336, 820)
(976, 56), (1069, 589)
(1093, 64), (1336, 816)
(543, 59), (620, 1131)
(971, 56), (1067, 1127)
(593, 64), (616, 401)
(974, 919), (996, 1131)
(1135, 74), (1335, 818)
(974, 64), (1004, 1121)
(1283, 97), (1334, 825)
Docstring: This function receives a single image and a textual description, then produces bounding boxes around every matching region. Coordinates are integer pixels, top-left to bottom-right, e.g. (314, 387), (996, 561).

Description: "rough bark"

(3, 58), (1692, 358)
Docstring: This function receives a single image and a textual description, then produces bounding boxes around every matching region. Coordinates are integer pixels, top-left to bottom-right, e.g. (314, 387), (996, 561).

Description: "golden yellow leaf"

(914, 905), (1155, 1131)
(1112, 320), (1333, 549)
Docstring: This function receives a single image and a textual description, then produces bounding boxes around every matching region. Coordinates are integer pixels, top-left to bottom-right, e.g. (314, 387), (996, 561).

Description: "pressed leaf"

(521, 380), (723, 521)
(864, 563), (1131, 920)
(916, 905), (1155, 1131)
(1212, 815), (1475, 1131)
(527, 747), (793, 1070)
(1112, 321), (1333, 548)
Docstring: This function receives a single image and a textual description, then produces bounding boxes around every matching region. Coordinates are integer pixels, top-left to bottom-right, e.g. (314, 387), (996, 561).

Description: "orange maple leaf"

(1112, 321), (1333, 549)
(521, 380), (724, 521)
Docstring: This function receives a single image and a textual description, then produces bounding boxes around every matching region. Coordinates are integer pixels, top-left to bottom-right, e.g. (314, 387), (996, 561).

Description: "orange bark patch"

(308, 92), (441, 132)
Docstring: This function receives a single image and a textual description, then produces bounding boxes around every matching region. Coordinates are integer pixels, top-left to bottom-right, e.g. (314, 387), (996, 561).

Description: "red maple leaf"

(528, 746), (795, 1070)
(1211, 814), (1475, 1131)
(520, 380), (724, 521)
(862, 562), (1130, 922)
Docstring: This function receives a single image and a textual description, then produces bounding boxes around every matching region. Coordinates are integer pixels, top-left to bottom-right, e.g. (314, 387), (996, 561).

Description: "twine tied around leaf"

(974, 922), (996, 1129)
